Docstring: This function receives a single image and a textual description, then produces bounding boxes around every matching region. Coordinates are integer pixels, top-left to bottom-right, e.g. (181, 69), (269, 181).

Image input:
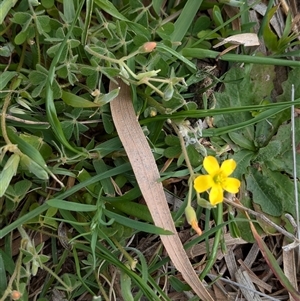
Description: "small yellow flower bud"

(139, 42), (157, 53)
(185, 206), (202, 235)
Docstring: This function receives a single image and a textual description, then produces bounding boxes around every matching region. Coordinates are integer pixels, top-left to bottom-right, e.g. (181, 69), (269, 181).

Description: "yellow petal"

(209, 186), (224, 205)
(222, 177), (240, 193)
(220, 159), (236, 176)
(203, 156), (220, 175)
(194, 175), (213, 192)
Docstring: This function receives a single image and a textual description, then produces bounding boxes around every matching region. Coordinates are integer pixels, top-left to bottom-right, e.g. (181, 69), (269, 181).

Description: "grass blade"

(170, 0), (203, 44)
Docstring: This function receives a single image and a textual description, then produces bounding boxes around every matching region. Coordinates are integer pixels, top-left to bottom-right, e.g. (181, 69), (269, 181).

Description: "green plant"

(1, 0), (300, 300)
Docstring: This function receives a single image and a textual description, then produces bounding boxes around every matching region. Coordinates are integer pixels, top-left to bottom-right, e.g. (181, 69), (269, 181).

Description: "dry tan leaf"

(213, 33), (260, 48)
(109, 78), (215, 301)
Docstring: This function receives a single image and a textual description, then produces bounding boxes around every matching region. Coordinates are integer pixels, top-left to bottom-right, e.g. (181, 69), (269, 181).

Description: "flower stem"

(170, 121), (195, 178)
(199, 202), (223, 280)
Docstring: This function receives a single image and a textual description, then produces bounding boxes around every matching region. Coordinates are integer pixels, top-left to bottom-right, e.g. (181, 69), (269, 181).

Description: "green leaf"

(19, 134), (52, 160)
(214, 67), (253, 127)
(104, 209), (173, 235)
(36, 15), (51, 34)
(245, 167), (282, 216)
(0, 153), (20, 197)
(231, 150), (255, 179)
(186, 144), (201, 167)
(6, 179), (32, 203)
(212, 5), (225, 36)
(229, 131), (256, 151)
(256, 140), (282, 163)
(156, 23), (174, 40)
(259, 117), (300, 176)
(165, 135), (179, 146)
(0, 0), (18, 24)
(0, 42), (14, 57)
(0, 163), (132, 238)
(0, 253), (7, 294)
(45, 1), (85, 154)
(249, 63), (275, 100)
(41, 0), (54, 8)
(47, 199), (97, 212)
(156, 43), (196, 71)
(63, 0), (75, 22)
(96, 87), (120, 105)
(262, 6), (279, 52)
(11, 11), (31, 24)
(0, 71), (17, 90)
(164, 145), (181, 158)
(170, 0), (203, 44)
(93, 0), (129, 21)
(261, 168), (299, 217)
(62, 90), (101, 108)
(20, 154), (49, 180)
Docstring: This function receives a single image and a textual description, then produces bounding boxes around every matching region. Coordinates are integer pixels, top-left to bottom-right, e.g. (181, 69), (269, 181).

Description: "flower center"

(213, 171), (226, 185)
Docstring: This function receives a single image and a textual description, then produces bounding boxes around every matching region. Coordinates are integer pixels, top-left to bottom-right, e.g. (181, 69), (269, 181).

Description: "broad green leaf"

(6, 179), (32, 203)
(245, 167), (282, 216)
(249, 63), (275, 100)
(156, 23), (174, 40)
(261, 167), (299, 217)
(0, 0), (18, 24)
(214, 67), (254, 127)
(152, 0), (164, 15)
(19, 134), (52, 160)
(36, 15), (51, 34)
(164, 145), (181, 158)
(20, 154), (49, 180)
(11, 11), (31, 24)
(262, 6), (279, 52)
(229, 131), (256, 151)
(41, 0), (54, 8)
(0, 71), (17, 90)
(165, 135), (179, 146)
(186, 144), (202, 167)
(0, 42), (14, 57)
(256, 140), (282, 163)
(7, 128), (48, 171)
(62, 90), (101, 108)
(231, 150), (255, 179)
(60, 121), (74, 140)
(96, 87), (120, 105)
(0, 153), (20, 197)
(259, 117), (300, 176)
(63, 0), (75, 22)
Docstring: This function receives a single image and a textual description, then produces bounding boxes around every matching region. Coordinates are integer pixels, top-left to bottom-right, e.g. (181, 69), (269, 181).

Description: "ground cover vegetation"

(1, 0), (300, 300)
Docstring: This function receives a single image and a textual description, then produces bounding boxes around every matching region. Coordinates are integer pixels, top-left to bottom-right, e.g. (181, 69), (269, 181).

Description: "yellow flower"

(194, 156), (240, 206)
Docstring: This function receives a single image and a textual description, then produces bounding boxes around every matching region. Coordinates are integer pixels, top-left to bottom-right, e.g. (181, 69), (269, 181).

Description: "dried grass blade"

(109, 78), (214, 301)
